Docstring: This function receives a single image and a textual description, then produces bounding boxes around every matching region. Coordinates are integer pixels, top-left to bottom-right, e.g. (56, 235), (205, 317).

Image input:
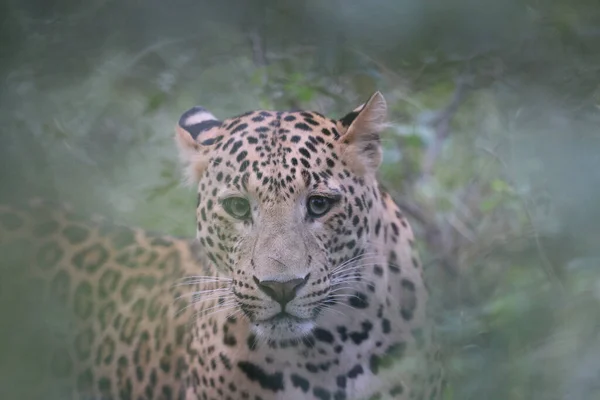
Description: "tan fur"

(340, 92), (388, 176)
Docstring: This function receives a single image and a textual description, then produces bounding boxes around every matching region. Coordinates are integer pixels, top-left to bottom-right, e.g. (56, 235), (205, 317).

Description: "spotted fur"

(0, 92), (443, 400)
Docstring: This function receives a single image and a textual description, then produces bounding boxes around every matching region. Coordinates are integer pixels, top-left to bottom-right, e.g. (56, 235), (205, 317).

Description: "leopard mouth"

(262, 311), (310, 324)
(252, 312), (315, 340)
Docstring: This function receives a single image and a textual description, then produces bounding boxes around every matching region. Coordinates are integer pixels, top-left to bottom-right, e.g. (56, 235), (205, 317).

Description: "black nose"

(253, 274), (310, 306)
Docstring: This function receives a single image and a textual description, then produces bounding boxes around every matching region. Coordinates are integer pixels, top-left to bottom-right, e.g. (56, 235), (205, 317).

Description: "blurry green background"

(0, 0), (599, 399)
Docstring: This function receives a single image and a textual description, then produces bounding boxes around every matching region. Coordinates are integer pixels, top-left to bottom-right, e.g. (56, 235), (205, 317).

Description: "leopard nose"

(253, 274), (310, 306)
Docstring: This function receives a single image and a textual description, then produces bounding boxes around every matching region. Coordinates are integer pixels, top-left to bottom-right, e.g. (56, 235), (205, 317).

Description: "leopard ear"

(175, 106), (223, 185)
(337, 92), (387, 176)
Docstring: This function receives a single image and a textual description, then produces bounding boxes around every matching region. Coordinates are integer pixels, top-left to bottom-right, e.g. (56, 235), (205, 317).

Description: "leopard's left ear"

(175, 106), (223, 185)
(337, 92), (387, 176)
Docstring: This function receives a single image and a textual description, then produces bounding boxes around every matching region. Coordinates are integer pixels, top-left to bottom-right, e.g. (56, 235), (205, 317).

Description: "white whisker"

(318, 305), (348, 319)
(329, 254), (382, 273)
(175, 295), (235, 317)
(202, 304), (239, 319)
(174, 288), (231, 301)
(177, 275), (232, 281)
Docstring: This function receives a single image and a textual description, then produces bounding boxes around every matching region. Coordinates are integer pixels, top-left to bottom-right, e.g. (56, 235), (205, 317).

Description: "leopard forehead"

(208, 110), (343, 182)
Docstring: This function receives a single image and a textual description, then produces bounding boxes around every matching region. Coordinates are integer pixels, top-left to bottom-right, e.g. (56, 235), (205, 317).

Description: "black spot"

(173, 324), (186, 346)
(294, 122), (311, 131)
(334, 391), (347, 400)
(299, 148), (311, 159)
(349, 332), (368, 345)
(239, 159), (250, 172)
(200, 135), (223, 146)
(98, 269), (122, 299)
(160, 358), (171, 374)
(63, 225), (90, 244)
(230, 140), (244, 154)
(400, 279), (417, 321)
(306, 363), (319, 373)
(339, 110), (359, 127)
(98, 301), (116, 331)
(223, 332), (237, 347)
(96, 336), (116, 368)
(412, 257), (420, 268)
(219, 352), (232, 370)
(347, 364), (364, 379)
(305, 141), (317, 153)
(303, 336), (316, 348)
(247, 333), (257, 350)
(337, 326), (348, 342)
(336, 375), (346, 389)
(120, 278), (138, 304)
(388, 262), (400, 274)
(72, 243), (109, 274)
(401, 279), (415, 291)
(382, 318), (391, 334)
(236, 150), (248, 162)
(373, 265), (383, 276)
(304, 118), (319, 126)
(290, 373), (310, 393)
(349, 292), (369, 309)
(313, 386), (331, 400)
(314, 328), (335, 344)
(231, 123), (248, 134)
(237, 361), (284, 392)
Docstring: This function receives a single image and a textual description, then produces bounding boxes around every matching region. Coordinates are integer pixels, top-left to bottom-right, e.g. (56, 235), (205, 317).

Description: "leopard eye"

(307, 196), (334, 218)
(222, 197), (251, 220)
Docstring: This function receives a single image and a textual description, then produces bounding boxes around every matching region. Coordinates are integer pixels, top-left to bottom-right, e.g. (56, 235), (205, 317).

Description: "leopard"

(0, 92), (443, 400)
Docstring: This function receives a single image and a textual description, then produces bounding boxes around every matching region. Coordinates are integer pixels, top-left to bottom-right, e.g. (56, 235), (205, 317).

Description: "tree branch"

(421, 74), (473, 177)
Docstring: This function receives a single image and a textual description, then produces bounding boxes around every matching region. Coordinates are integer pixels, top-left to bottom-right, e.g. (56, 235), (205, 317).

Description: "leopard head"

(176, 93), (387, 340)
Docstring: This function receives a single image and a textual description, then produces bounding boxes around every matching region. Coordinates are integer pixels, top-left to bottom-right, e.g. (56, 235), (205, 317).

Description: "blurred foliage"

(1, 0), (600, 399)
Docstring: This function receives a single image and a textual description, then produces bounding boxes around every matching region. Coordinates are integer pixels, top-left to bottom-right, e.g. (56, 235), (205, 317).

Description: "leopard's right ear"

(175, 106), (223, 185)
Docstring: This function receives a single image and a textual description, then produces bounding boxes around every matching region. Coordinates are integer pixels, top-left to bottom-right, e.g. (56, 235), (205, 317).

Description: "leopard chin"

(252, 313), (316, 341)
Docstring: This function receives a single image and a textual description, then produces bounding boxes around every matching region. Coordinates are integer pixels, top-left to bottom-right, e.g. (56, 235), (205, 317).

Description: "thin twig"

(421, 74), (474, 177)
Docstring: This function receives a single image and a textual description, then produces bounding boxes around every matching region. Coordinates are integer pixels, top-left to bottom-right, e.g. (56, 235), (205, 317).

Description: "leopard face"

(176, 94), (387, 341)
